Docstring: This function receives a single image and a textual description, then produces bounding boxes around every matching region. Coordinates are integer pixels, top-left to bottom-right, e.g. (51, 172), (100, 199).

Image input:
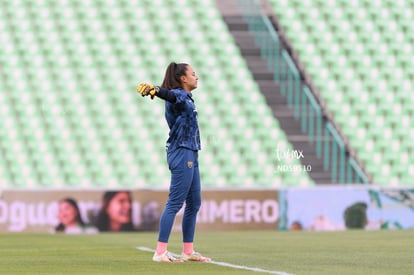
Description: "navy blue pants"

(158, 148), (201, 243)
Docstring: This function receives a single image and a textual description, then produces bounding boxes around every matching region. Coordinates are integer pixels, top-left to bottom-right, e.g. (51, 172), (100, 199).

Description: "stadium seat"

(0, 0), (314, 188)
(268, 0), (414, 186)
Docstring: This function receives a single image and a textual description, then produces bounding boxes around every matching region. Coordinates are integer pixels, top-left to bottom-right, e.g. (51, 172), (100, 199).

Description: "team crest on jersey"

(187, 161), (193, 168)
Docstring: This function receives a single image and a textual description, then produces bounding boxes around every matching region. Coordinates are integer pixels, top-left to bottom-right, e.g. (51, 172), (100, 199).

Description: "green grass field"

(1, 230), (413, 275)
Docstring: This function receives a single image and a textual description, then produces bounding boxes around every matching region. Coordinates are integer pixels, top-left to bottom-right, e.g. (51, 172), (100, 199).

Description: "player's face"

(106, 192), (131, 228)
(181, 65), (198, 91)
(58, 201), (78, 226)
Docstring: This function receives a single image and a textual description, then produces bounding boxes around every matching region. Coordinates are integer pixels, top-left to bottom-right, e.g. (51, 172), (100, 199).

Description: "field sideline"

(1, 230), (413, 275)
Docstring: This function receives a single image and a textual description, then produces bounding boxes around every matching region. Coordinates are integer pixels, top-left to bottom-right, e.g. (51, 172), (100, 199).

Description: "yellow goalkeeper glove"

(136, 83), (159, 100)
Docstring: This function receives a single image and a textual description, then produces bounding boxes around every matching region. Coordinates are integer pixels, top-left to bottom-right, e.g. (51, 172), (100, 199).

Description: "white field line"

(136, 246), (295, 275)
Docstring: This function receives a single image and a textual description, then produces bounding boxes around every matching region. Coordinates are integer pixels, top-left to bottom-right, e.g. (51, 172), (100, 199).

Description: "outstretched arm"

(136, 83), (176, 103)
(156, 87), (176, 103)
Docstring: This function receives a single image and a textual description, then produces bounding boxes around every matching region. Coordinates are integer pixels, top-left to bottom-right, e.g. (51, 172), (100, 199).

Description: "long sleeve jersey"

(157, 87), (201, 152)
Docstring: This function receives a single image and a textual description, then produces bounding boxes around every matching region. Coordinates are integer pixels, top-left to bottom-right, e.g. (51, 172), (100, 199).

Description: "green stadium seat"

(0, 0), (316, 188)
(268, 0), (414, 186)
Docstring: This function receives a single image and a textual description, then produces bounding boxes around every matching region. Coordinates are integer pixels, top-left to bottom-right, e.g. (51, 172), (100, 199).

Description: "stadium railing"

(236, 0), (369, 184)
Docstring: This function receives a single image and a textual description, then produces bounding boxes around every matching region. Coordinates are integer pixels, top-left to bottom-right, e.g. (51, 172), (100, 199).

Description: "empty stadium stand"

(0, 0), (313, 189)
(2, 0), (410, 188)
(265, 0), (414, 185)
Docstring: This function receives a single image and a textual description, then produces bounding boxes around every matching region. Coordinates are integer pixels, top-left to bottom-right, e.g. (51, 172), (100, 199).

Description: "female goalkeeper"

(137, 62), (211, 263)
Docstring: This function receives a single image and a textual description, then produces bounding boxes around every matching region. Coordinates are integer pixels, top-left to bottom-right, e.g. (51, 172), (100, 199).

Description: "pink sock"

(156, 242), (168, 255)
(183, 242), (193, 255)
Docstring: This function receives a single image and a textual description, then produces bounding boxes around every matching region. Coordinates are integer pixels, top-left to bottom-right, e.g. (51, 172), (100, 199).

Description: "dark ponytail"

(160, 62), (188, 90)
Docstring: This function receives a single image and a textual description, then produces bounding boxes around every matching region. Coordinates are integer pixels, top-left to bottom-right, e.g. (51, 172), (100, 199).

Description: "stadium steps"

(264, 0), (414, 185)
(219, 14), (331, 184)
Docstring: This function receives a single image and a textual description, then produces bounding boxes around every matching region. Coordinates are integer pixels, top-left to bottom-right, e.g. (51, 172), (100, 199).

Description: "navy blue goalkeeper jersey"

(164, 88), (201, 152)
